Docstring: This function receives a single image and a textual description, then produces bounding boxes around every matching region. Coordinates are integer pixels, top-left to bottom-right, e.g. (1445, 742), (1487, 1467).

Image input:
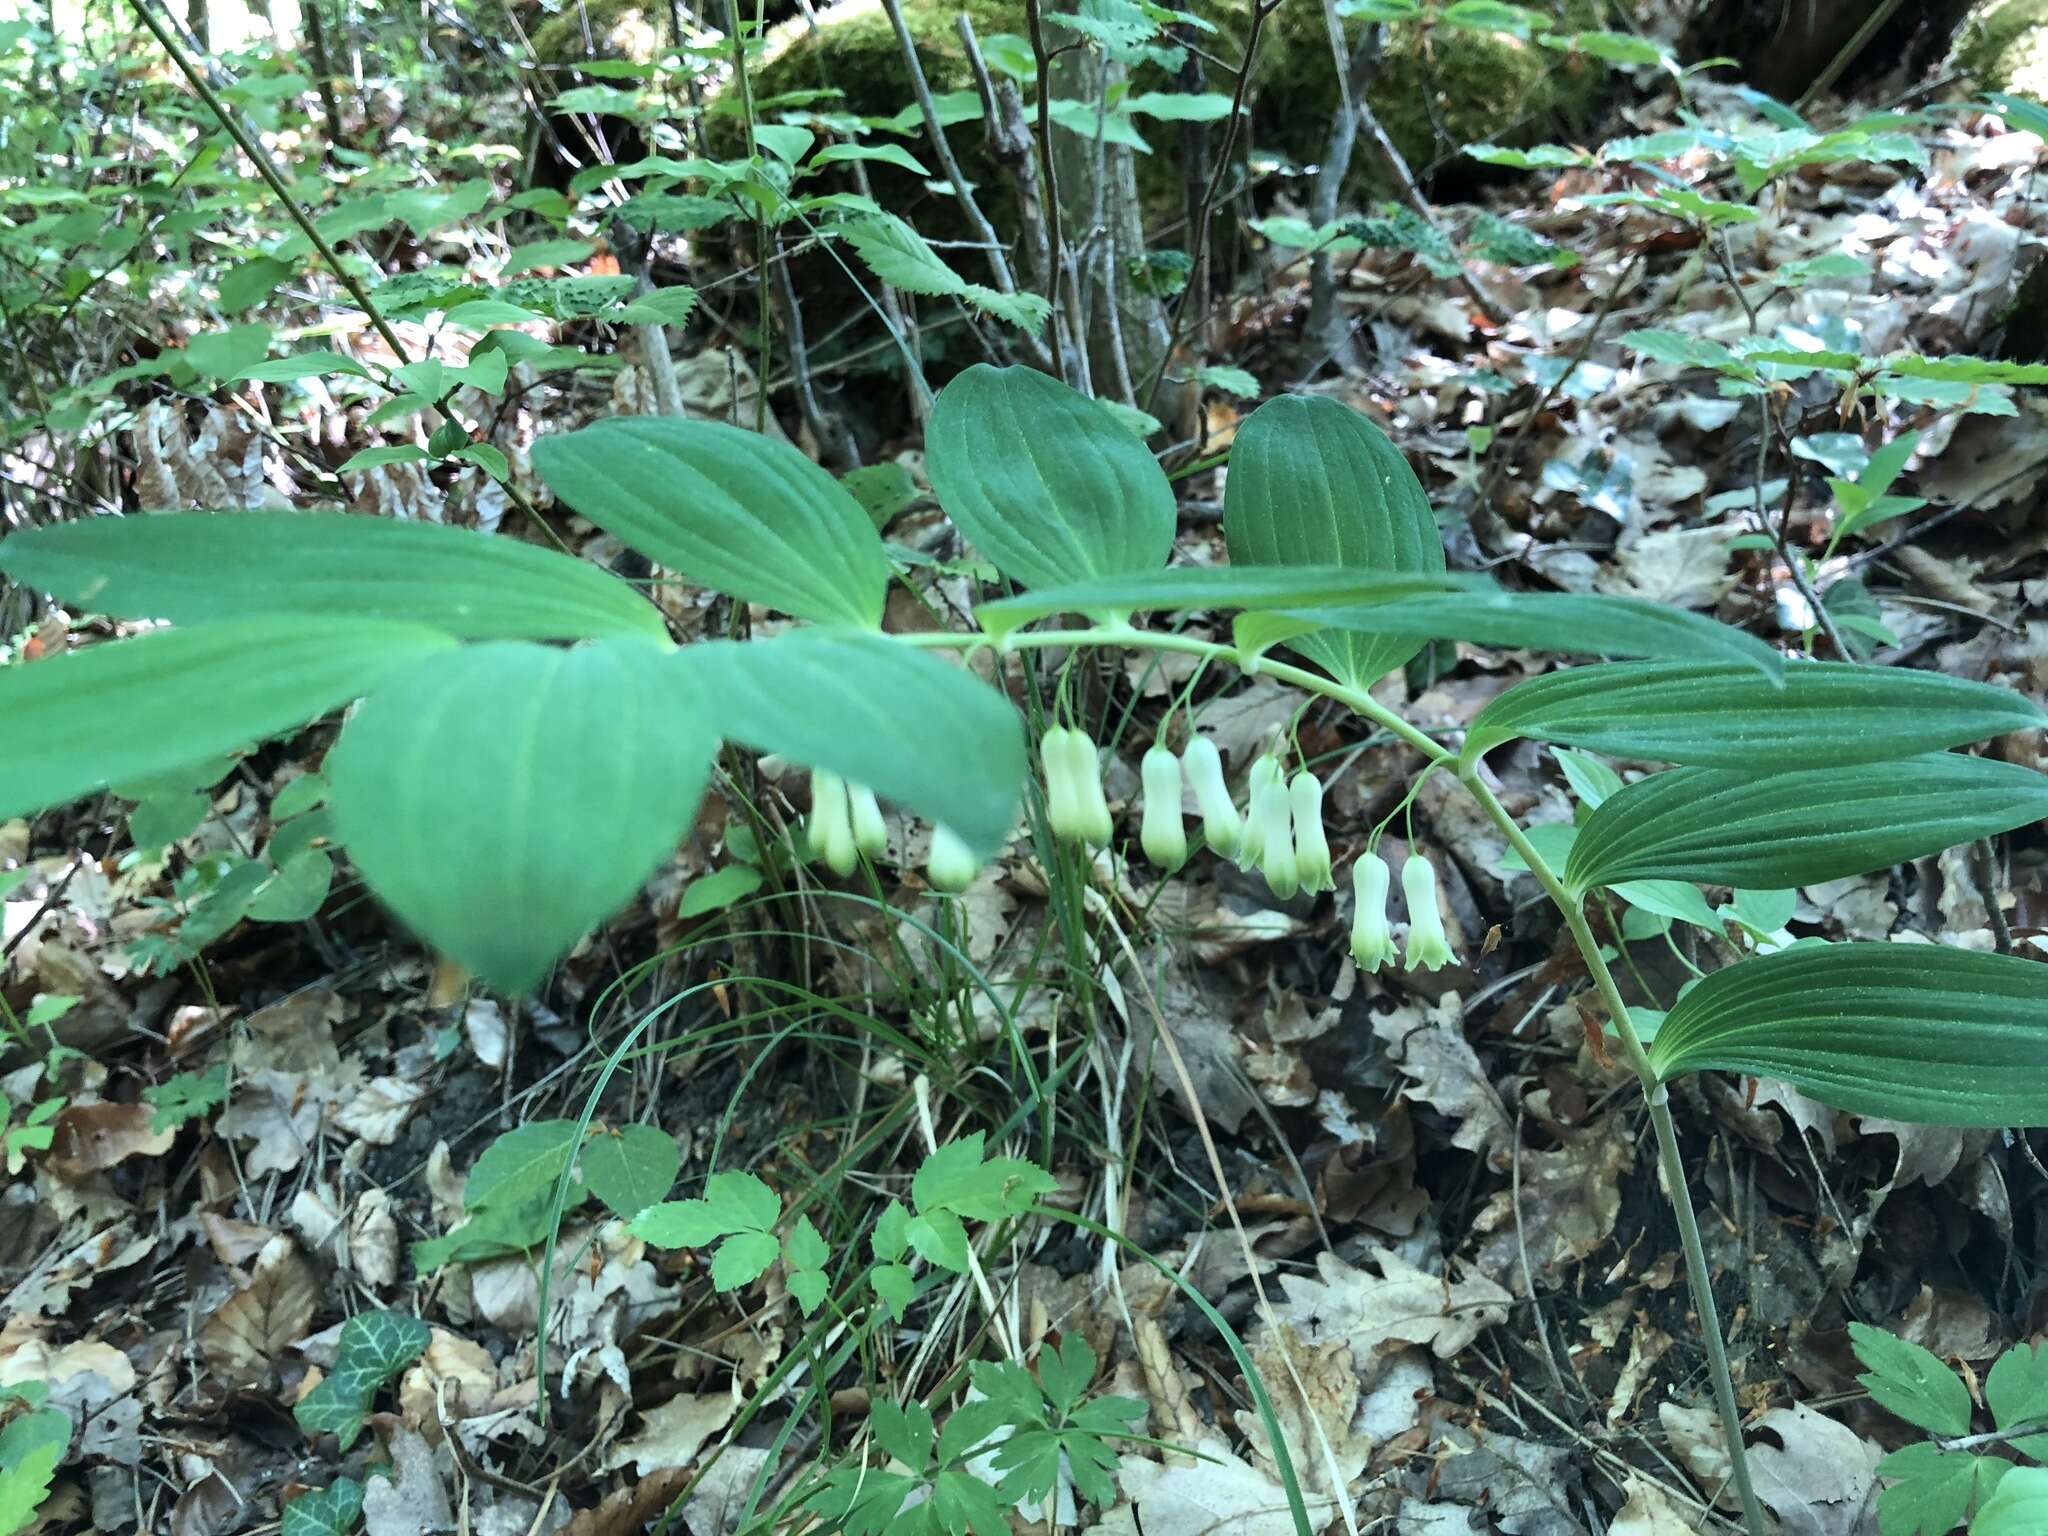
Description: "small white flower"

(1181, 736), (1242, 859)
(1253, 776), (1298, 899)
(926, 824), (980, 893)
(1066, 729), (1114, 848)
(847, 782), (887, 860)
(1402, 853), (1454, 971)
(1039, 728), (1084, 841)
(1350, 853), (1396, 973)
(1139, 746), (1188, 870)
(1237, 755), (1283, 870)
(808, 769), (857, 877)
(1289, 771), (1333, 894)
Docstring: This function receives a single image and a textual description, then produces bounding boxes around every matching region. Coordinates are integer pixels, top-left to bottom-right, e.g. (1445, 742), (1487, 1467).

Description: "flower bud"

(1139, 746), (1187, 870)
(1252, 775), (1298, 899)
(1402, 853), (1454, 971)
(808, 769), (857, 877)
(1039, 728), (1084, 840)
(1237, 755), (1283, 870)
(1181, 737), (1242, 860)
(926, 824), (980, 893)
(1289, 771), (1333, 893)
(1350, 854), (1395, 973)
(1065, 729), (1114, 848)
(847, 782), (887, 860)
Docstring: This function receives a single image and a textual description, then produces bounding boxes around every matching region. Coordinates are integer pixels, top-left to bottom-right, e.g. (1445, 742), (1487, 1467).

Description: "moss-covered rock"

(1954, 0), (2048, 97)
(529, 0), (668, 69)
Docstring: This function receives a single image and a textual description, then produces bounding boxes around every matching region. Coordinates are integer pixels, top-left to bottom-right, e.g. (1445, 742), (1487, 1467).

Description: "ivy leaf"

(581, 1124), (680, 1222)
(281, 1478), (366, 1536)
(293, 1311), (430, 1449)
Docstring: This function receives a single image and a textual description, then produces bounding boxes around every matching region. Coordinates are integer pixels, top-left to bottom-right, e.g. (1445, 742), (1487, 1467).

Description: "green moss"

(1955, 0), (2048, 97)
(529, 0), (668, 67)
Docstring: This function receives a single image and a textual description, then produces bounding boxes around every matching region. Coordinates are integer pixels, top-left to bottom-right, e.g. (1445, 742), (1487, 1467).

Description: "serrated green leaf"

(841, 213), (966, 297)
(504, 238), (595, 275)
(5, 515), (651, 641)
(0, 617), (454, 822)
(963, 283), (1053, 332)
(1874, 1443), (2000, 1536)
(465, 1121), (582, 1213)
(1565, 754), (2048, 895)
(1852, 1323), (1975, 1436)
(869, 1262), (914, 1320)
(904, 1208), (969, 1270)
(1987, 1341), (2048, 1460)
(709, 1229), (781, 1289)
(1464, 661), (2043, 769)
(669, 628), (1025, 858)
(912, 1133), (1058, 1220)
(1973, 1465), (2048, 1535)
(329, 640), (716, 993)
(532, 417), (889, 627)
(632, 1171), (780, 1247)
(1648, 944), (2048, 1126)
(927, 364), (1175, 593)
(1224, 393), (1447, 691)
(145, 1064), (229, 1132)
(581, 1124), (680, 1221)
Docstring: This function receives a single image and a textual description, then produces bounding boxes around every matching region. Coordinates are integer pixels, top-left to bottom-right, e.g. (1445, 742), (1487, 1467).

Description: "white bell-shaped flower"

(847, 782), (887, 860)
(1039, 728), (1084, 841)
(1289, 771), (1333, 893)
(1181, 736), (1242, 860)
(926, 824), (980, 893)
(1237, 755), (1283, 870)
(1139, 746), (1188, 870)
(1252, 775), (1298, 899)
(1066, 729), (1114, 848)
(1402, 853), (1455, 971)
(808, 769), (857, 877)
(1350, 854), (1396, 973)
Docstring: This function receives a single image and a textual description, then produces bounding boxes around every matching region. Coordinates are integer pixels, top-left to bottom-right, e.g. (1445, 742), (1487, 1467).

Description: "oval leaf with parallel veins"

(671, 629), (1026, 857)
(329, 638), (717, 994)
(0, 510), (667, 642)
(1648, 943), (2048, 1126)
(531, 417), (889, 627)
(1224, 393), (1446, 690)
(1565, 753), (2048, 895)
(1463, 660), (2043, 768)
(926, 364), (1175, 593)
(0, 616), (455, 821)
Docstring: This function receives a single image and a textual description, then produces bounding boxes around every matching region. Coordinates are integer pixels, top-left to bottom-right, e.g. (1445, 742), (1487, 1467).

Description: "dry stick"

(1143, 0), (1279, 414)
(960, 16), (1053, 301)
(1023, 0), (1090, 386)
(127, 0), (564, 539)
(772, 233), (859, 469)
(1795, 0), (1909, 113)
(1354, 88), (1506, 327)
(1303, 6), (1379, 375)
(879, 0), (1054, 374)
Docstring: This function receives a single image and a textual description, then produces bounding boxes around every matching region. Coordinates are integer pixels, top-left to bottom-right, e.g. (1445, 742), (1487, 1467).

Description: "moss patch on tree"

(1954, 0), (2048, 97)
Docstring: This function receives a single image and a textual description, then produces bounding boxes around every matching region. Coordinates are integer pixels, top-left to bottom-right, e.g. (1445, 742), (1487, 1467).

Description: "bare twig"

(1303, 6), (1382, 375)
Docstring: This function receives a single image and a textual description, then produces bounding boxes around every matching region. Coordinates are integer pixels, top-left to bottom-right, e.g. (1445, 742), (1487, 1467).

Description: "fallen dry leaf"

(47, 1101), (175, 1181)
(1271, 1247), (1511, 1364)
(1473, 1114), (1633, 1291)
(608, 1391), (735, 1476)
(199, 1234), (318, 1387)
(1370, 995), (1511, 1164)
(1095, 1438), (1338, 1536)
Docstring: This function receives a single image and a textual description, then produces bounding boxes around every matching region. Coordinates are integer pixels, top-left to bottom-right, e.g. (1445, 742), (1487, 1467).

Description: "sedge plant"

(2, 362), (2046, 1536)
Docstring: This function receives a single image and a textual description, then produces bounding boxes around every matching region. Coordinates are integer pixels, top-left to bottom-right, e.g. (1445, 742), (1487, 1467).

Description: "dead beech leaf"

(1094, 1438), (1338, 1536)
(1610, 1474), (1700, 1535)
(608, 1392), (736, 1476)
(199, 1235), (318, 1386)
(333, 1076), (429, 1145)
(1271, 1247), (1511, 1364)
(47, 1101), (175, 1181)
(1745, 1403), (1881, 1536)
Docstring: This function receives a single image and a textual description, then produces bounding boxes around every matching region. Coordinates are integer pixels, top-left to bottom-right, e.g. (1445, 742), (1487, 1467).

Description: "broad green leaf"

(281, 1480), (364, 1536)
(926, 364), (1175, 593)
(1874, 1444), (2005, 1536)
(582, 1124), (680, 1220)
(810, 141), (929, 175)
(1565, 754), (2048, 894)
(329, 640), (716, 993)
(0, 511), (665, 643)
(236, 349), (374, 383)
(1281, 590), (1781, 679)
(670, 628), (1025, 856)
(1647, 944), (2048, 1126)
(1851, 1323), (1974, 1436)
(1464, 661), (2043, 769)
(0, 617), (454, 822)
(1987, 1341), (2048, 1460)
(975, 565), (1478, 639)
(676, 862), (763, 919)
(1224, 393), (1445, 690)
(531, 418), (889, 627)
(246, 850), (333, 921)
(1974, 1466), (2048, 1536)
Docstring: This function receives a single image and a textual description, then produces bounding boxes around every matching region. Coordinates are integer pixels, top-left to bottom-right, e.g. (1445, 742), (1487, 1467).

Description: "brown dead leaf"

(199, 1234), (318, 1387)
(47, 1101), (175, 1181)
(1235, 1322), (1372, 1497)
(608, 1391), (735, 1476)
(1610, 1474), (1700, 1535)
(1746, 1403), (1881, 1536)
(1473, 1114), (1634, 1291)
(1370, 995), (1512, 1164)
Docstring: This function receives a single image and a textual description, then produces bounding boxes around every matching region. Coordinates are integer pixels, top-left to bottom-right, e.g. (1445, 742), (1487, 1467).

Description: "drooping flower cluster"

(1348, 850), (1454, 974)
(806, 769), (984, 893)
